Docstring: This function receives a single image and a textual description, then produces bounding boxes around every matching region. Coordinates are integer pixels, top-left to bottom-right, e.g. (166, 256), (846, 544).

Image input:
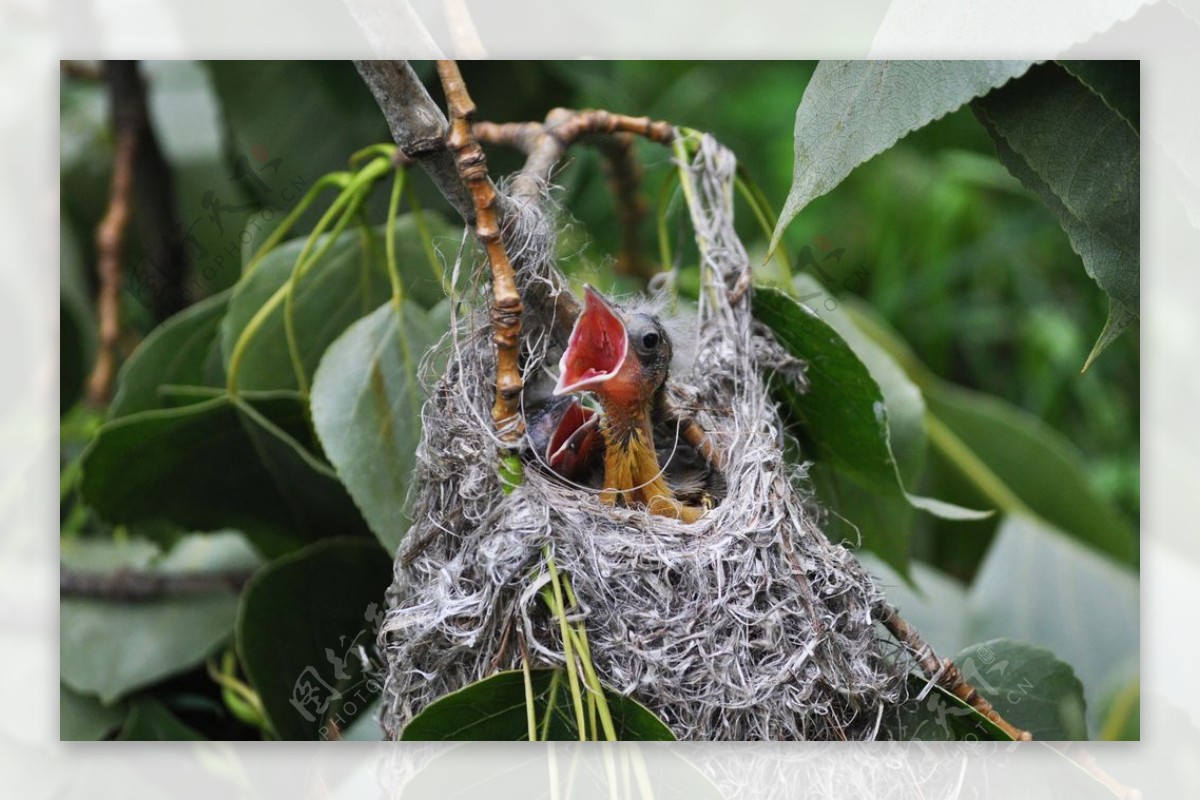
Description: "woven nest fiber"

(378, 135), (908, 741)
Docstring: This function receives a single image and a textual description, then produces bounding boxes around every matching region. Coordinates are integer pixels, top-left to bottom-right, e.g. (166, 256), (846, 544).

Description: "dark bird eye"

(641, 331), (660, 350)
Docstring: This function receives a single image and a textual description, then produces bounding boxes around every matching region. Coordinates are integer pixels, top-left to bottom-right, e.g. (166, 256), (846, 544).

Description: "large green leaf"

(754, 286), (985, 575)
(973, 62), (1139, 369)
(220, 226), (389, 393)
(236, 538), (393, 741)
(951, 639), (1088, 740)
(1058, 60), (1138, 132)
(60, 533), (260, 704)
(925, 381), (1136, 566)
(968, 515), (1138, 737)
(206, 61), (388, 208)
(117, 698), (206, 741)
(842, 299), (1137, 569)
(771, 60), (1034, 254)
(220, 214), (456, 393)
(400, 669), (676, 741)
(794, 274), (927, 483)
(108, 289), (230, 418)
(886, 639), (1087, 741)
(60, 684), (127, 741)
(80, 393), (371, 556)
(311, 300), (442, 554)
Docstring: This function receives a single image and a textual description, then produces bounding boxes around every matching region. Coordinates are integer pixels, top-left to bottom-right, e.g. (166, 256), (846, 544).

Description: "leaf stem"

(924, 412), (1034, 518)
(242, 172), (353, 280)
(385, 165), (407, 306)
(520, 651), (538, 742)
(543, 551), (588, 740)
(227, 159), (389, 397)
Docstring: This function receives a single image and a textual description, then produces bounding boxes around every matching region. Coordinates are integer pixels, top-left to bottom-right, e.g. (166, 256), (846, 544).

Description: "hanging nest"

(377, 134), (910, 741)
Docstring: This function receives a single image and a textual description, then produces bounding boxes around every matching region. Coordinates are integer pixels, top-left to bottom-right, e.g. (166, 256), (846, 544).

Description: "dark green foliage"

(400, 670), (675, 741)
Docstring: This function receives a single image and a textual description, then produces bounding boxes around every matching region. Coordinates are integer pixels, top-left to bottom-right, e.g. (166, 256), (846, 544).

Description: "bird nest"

(377, 135), (908, 740)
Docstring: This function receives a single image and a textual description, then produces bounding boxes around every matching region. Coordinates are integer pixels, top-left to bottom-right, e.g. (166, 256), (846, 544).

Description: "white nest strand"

(379, 135), (907, 740)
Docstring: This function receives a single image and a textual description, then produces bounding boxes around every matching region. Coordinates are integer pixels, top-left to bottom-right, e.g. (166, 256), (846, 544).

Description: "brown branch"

(881, 604), (1033, 741)
(109, 60), (192, 322)
(510, 108), (675, 204)
(353, 60), (475, 222)
(61, 567), (254, 601)
(86, 62), (140, 408)
(594, 133), (654, 284)
(437, 59), (525, 444)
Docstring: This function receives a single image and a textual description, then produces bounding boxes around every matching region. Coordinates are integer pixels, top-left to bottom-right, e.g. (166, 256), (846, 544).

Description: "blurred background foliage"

(59, 60), (1138, 742)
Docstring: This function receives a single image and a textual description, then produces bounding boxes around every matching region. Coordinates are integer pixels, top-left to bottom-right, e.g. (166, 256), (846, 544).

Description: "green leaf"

(973, 62), (1139, 369)
(968, 515), (1137, 737)
(60, 684), (127, 741)
(951, 639), (1088, 740)
(206, 61), (389, 207)
(400, 669), (676, 741)
(753, 286), (985, 575)
(887, 640), (1088, 741)
(311, 301), (442, 554)
(925, 381), (1136, 566)
(109, 290), (230, 418)
(220, 214), (456, 393)
(1097, 675), (1140, 741)
(795, 274), (927, 483)
(1058, 60), (1138, 132)
(117, 698), (206, 741)
(841, 299), (1137, 570)
(885, 674), (1011, 741)
(80, 393), (371, 557)
(60, 533), (259, 704)
(220, 226), (389, 393)
(236, 538), (393, 741)
(771, 60), (1034, 254)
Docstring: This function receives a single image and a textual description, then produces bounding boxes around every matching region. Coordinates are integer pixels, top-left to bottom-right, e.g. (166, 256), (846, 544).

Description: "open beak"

(553, 285), (628, 396)
(546, 401), (601, 475)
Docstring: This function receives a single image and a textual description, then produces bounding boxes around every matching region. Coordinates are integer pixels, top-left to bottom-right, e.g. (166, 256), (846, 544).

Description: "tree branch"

(86, 62), (139, 408)
(353, 60), (475, 222)
(112, 61), (192, 322)
(61, 567), (254, 601)
(881, 603), (1033, 741)
(436, 59), (525, 444)
(595, 132), (654, 283)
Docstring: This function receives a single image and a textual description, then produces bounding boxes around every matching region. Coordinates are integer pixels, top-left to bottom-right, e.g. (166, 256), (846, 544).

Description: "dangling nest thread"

(378, 135), (908, 740)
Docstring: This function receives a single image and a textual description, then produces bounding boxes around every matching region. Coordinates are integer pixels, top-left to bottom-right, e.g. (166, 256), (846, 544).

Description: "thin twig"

(86, 62), (140, 408)
(881, 604), (1033, 741)
(437, 59), (525, 444)
(60, 568), (255, 601)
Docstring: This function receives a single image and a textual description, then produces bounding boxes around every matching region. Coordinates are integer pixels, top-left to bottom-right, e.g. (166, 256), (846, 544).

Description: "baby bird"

(552, 286), (706, 523)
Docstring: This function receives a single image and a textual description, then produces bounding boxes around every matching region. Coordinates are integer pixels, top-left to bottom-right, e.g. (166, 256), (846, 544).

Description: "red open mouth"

(553, 285), (628, 395)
